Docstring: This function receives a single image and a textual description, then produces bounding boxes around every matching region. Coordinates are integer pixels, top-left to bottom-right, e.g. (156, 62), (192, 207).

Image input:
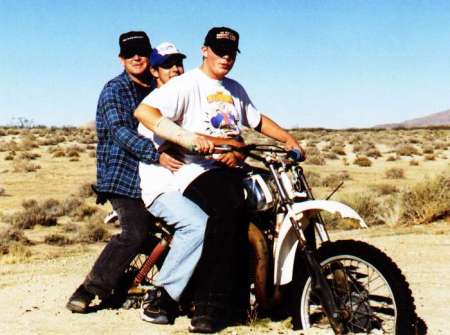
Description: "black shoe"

(188, 303), (226, 333)
(66, 285), (95, 313)
(140, 287), (177, 325)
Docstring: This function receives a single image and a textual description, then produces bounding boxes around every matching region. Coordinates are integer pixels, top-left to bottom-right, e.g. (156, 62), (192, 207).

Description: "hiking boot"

(140, 287), (177, 324)
(66, 285), (95, 313)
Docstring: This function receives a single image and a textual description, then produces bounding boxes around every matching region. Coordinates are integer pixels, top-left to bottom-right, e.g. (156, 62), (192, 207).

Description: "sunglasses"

(159, 57), (184, 69)
(209, 46), (237, 59)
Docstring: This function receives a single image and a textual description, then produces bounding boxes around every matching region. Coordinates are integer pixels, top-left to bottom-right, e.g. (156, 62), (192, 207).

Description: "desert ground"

(1, 126), (449, 334)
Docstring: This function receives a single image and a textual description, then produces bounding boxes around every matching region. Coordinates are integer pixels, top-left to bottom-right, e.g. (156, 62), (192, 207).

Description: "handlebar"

(211, 144), (305, 163)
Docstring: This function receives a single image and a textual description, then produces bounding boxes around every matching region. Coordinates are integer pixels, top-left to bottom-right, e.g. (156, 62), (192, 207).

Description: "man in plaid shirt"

(66, 31), (170, 312)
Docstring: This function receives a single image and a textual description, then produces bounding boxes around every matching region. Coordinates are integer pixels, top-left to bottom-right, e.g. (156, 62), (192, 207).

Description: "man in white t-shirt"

(135, 27), (304, 333)
(137, 42), (213, 326)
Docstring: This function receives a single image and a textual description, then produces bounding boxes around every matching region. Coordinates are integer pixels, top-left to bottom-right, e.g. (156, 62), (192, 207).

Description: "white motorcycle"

(114, 144), (422, 334)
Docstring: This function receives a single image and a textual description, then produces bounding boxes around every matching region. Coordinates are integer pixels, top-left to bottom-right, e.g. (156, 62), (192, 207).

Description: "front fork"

(287, 208), (346, 334)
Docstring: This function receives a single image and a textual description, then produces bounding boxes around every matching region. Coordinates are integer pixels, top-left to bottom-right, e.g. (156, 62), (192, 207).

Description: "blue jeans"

(147, 191), (207, 301)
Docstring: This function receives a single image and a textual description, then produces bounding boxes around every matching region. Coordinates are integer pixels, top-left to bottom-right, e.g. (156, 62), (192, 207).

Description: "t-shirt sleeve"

(141, 77), (186, 121)
(232, 82), (261, 129)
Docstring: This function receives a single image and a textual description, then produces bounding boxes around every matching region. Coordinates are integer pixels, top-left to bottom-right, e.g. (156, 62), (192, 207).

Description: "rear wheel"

(292, 240), (419, 334)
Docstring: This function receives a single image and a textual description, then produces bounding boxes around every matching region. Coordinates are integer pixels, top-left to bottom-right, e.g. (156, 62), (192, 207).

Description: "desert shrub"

(89, 151), (96, 158)
(18, 152), (41, 160)
(62, 223), (79, 233)
(353, 156), (372, 167)
(322, 174), (343, 188)
(424, 154), (435, 161)
(71, 203), (99, 221)
(396, 144), (419, 156)
(385, 167), (405, 179)
(22, 199), (38, 209)
(386, 155), (398, 162)
(303, 170), (321, 187)
(69, 157), (80, 162)
(409, 159), (419, 166)
(62, 197), (83, 215)
(44, 234), (73, 246)
(66, 150), (80, 158)
(422, 145), (434, 154)
(4, 153), (14, 161)
(12, 160), (41, 173)
(372, 184), (399, 195)
(52, 149), (66, 157)
(331, 146), (346, 156)
(339, 192), (383, 226)
(0, 186), (5, 196)
(86, 144), (95, 150)
(0, 226), (32, 254)
(323, 152), (338, 160)
(366, 148), (382, 159)
(306, 154), (326, 166)
(0, 129), (6, 136)
(67, 144), (85, 153)
(78, 182), (95, 198)
(77, 222), (110, 243)
(6, 129), (20, 135)
(400, 174), (450, 224)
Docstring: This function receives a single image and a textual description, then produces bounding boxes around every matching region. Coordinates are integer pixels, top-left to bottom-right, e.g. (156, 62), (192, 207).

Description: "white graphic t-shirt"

(139, 68), (261, 206)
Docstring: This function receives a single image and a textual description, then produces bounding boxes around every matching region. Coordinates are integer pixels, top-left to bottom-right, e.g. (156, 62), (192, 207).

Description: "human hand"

(191, 134), (215, 154)
(159, 152), (184, 172)
(285, 138), (306, 159)
(214, 152), (244, 167)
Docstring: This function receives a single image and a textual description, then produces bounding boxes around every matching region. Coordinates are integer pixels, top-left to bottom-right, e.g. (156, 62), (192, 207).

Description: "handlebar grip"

(287, 149), (305, 162)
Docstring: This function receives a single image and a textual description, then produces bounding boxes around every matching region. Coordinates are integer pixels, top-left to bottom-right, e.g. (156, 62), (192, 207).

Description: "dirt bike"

(107, 144), (422, 334)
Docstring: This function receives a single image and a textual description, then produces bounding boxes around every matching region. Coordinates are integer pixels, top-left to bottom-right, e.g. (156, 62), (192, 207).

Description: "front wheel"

(291, 240), (419, 334)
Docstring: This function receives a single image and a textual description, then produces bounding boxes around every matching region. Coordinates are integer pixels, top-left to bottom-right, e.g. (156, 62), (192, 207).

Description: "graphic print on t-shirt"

(204, 91), (240, 137)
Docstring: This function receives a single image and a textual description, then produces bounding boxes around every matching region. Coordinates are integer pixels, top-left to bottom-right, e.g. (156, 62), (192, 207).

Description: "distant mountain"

(374, 109), (450, 128)
(80, 121), (95, 129)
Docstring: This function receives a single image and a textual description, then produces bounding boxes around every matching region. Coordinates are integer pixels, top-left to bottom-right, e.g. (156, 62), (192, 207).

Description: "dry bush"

(385, 167), (405, 179)
(303, 170), (321, 187)
(323, 152), (338, 160)
(396, 144), (419, 156)
(67, 144), (85, 153)
(78, 182), (95, 198)
(424, 154), (435, 161)
(353, 156), (372, 167)
(71, 203), (99, 221)
(62, 197), (83, 215)
(6, 128), (20, 135)
(62, 223), (79, 233)
(12, 160), (41, 173)
(0, 140), (19, 152)
(18, 152), (41, 160)
(306, 154), (326, 166)
(386, 155), (398, 162)
(8, 204), (58, 229)
(44, 234), (73, 246)
(339, 192), (383, 226)
(67, 150), (80, 158)
(77, 222), (110, 243)
(52, 149), (66, 157)
(69, 157), (80, 162)
(422, 145), (434, 154)
(0, 186), (5, 196)
(0, 226), (32, 255)
(366, 148), (382, 159)
(409, 159), (419, 166)
(89, 151), (96, 158)
(322, 172), (350, 188)
(400, 174), (450, 225)
(0, 129), (6, 136)
(372, 184), (399, 196)
(331, 146), (346, 156)
(4, 153), (14, 161)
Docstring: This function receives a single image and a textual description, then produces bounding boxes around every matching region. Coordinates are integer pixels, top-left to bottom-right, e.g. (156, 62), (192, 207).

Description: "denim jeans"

(148, 191), (208, 301)
(83, 196), (155, 298)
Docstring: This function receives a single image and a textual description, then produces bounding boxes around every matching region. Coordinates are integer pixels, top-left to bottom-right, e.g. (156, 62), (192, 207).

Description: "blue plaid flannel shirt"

(96, 71), (159, 198)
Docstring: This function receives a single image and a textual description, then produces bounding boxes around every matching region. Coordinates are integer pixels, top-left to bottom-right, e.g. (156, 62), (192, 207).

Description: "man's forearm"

(259, 114), (298, 145)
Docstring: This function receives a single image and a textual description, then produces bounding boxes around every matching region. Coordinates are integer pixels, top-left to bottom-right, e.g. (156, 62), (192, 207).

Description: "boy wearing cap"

(134, 27), (303, 333)
(137, 42), (210, 325)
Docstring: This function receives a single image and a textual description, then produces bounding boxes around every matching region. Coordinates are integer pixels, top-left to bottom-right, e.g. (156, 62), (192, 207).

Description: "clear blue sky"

(1, 0), (450, 128)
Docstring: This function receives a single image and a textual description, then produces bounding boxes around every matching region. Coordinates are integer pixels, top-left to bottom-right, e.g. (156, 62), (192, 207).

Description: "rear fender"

(273, 200), (367, 285)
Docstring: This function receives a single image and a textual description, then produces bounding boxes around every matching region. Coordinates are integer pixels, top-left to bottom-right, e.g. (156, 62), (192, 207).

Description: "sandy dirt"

(1, 223), (448, 335)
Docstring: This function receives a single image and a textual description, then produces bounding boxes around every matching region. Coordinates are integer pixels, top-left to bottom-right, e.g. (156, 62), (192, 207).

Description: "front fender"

(273, 200), (368, 285)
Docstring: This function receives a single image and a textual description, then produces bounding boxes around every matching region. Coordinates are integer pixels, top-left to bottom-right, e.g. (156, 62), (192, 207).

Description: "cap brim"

(151, 53), (186, 67)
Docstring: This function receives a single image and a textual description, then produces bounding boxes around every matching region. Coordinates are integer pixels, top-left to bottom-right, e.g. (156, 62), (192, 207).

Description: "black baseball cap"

(204, 27), (240, 55)
(119, 31), (152, 58)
